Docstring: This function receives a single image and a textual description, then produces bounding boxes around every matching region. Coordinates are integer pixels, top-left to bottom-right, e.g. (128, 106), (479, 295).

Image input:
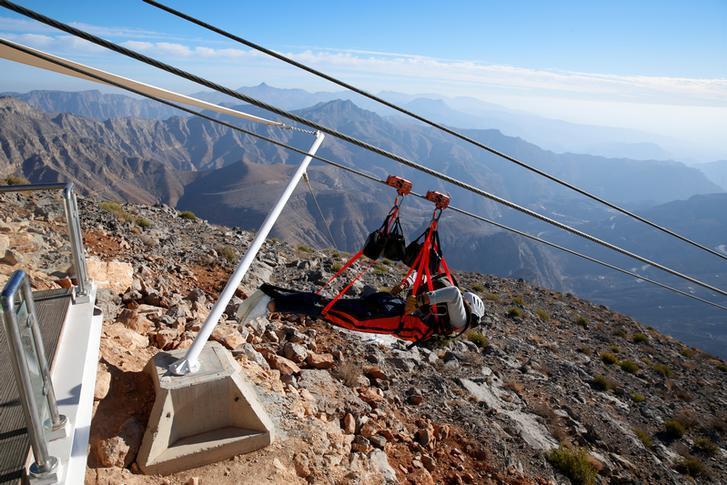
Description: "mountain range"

(1, 89), (726, 356)
(7, 85), (709, 162)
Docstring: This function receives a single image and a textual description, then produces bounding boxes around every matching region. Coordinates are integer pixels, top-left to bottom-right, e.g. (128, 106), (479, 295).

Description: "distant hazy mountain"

(0, 89), (181, 120)
(8, 85), (698, 162)
(191, 82), (343, 110)
(197, 83), (680, 161)
(550, 193), (727, 357)
(697, 160), (727, 191)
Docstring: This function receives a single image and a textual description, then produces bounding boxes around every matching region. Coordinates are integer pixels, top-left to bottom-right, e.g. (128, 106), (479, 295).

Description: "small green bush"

(218, 245), (237, 263)
(471, 283), (485, 293)
(178, 210), (198, 221)
(716, 363), (727, 373)
(99, 200), (134, 222)
(664, 419), (686, 439)
(613, 328), (627, 338)
(3, 175), (30, 185)
(575, 316), (588, 328)
(680, 347), (695, 358)
(591, 375), (616, 392)
(631, 392), (645, 403)
(484, 292), (499, 302)
(619, 360), (640, 374)
(135, 216), (152, 229)
(297, 244), (313, 253)
(99, 200), (123, 214)
(507, 307), (522, 318)
(632, 332), (648, 344)
(609, 344), (620, 354)
(535, 308), (550, 322)
(651, 363), (672, 378)
(546, 445), (598, 485)
(466, 330), (489, 349)
(600, 352), (618, 365)
(330, 262), (342, 272)
(633, 427), (652, 448)
(512, 296), (524, 306)
(693, 436), (718, 456)
(674, 455), (707, 478)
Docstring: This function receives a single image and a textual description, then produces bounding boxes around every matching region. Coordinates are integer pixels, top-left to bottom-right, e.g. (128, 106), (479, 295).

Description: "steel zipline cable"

(2, 37), (726, 313)
(2, 2), (727, 298)
(141, 0), (727, 264)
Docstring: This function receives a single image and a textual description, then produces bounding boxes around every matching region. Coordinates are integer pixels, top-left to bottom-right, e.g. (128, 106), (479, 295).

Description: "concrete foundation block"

(136, 341), (274, 475)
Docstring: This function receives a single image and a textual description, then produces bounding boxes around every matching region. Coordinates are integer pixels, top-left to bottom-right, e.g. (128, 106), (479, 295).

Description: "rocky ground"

(2, 191), (727, 484)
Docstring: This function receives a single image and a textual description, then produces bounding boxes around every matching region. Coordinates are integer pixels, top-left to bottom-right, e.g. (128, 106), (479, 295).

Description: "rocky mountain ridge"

(3, 93), (727, 355)
(2, 191), (726, 484)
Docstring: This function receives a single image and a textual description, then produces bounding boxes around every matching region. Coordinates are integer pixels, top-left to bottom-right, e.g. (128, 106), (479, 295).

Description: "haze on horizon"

(0, 0), (725, 161)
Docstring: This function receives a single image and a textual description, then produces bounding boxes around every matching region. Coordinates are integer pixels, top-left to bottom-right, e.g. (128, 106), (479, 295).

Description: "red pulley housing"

(425, 190), (450, 209)
(386, 175), (413, 195)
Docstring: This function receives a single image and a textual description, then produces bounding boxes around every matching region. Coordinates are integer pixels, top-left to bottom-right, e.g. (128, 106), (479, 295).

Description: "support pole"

(169, 131), (325, 375)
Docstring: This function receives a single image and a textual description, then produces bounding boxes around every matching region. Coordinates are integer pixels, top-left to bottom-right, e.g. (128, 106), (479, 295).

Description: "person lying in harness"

(236, 276), (485, 343)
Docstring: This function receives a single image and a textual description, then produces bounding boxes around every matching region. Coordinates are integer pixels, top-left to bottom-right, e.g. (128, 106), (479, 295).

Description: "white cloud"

(120, 40), (251, 59)
(284, 49), (727, 107)
(2, 31), (104, 53)
(121, 40), (153, 51)
(2, 25), (725, 157)
(0, 16), (53, 34)
(68, 21), (167, 40)
(154, 42), (192, 57)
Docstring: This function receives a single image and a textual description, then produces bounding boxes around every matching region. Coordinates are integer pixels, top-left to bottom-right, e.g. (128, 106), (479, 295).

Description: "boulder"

(265, 354), (301, 376)
(116, 309), (152, 334)
(94, 364), (111, 401)
(0, 249), (19, 266)
(211, 324), (247, 350)
(306, 352), (334, 369)
(364, 365), (387, 381)
(104, 323), (149, 350)
(154, 328), (179, 350)
(343, 413), (356, 434)
(94, 417), (144, 467)
(283, 342), (308, 363)
(234, 343), (270, 370)
(369, 449), (398, 483)
(87, 257), (133, 295)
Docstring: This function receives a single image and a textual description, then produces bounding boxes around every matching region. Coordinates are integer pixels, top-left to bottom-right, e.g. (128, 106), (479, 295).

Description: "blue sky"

(1, 1), (726, 158)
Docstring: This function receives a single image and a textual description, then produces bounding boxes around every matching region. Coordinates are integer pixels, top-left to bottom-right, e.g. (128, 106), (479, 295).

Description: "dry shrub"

(336, 361), (362, 387)
(505, 379), (525, 397)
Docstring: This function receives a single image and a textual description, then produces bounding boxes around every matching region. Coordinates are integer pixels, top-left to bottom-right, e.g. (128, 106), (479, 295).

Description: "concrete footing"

(136, 341), (274, 475)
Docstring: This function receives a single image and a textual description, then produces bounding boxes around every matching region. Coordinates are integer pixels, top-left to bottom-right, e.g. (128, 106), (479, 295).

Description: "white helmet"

(463, 292), (485, 324)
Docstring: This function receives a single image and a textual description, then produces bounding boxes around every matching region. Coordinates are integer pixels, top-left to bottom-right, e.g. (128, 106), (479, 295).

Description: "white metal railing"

(1, 270), (68, 480)
(0, 182), (90, 303)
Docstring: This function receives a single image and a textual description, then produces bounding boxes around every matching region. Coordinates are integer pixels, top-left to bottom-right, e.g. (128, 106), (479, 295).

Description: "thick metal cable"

(2, 25), (725, 300)
(4, 37), (725, 313)
(302, 172), (337, 248)
(142, 0), (727, 264)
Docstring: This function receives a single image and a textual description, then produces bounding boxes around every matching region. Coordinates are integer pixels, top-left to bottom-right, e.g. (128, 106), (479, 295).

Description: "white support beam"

(169, 130), (326, 375)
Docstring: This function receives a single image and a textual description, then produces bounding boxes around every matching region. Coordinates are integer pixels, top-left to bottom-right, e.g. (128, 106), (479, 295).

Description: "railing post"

(1, 271), (59, 479)
(21, 275), (68, 436)
(168, 130), (326, 375)
(62, 183), (89, 303)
